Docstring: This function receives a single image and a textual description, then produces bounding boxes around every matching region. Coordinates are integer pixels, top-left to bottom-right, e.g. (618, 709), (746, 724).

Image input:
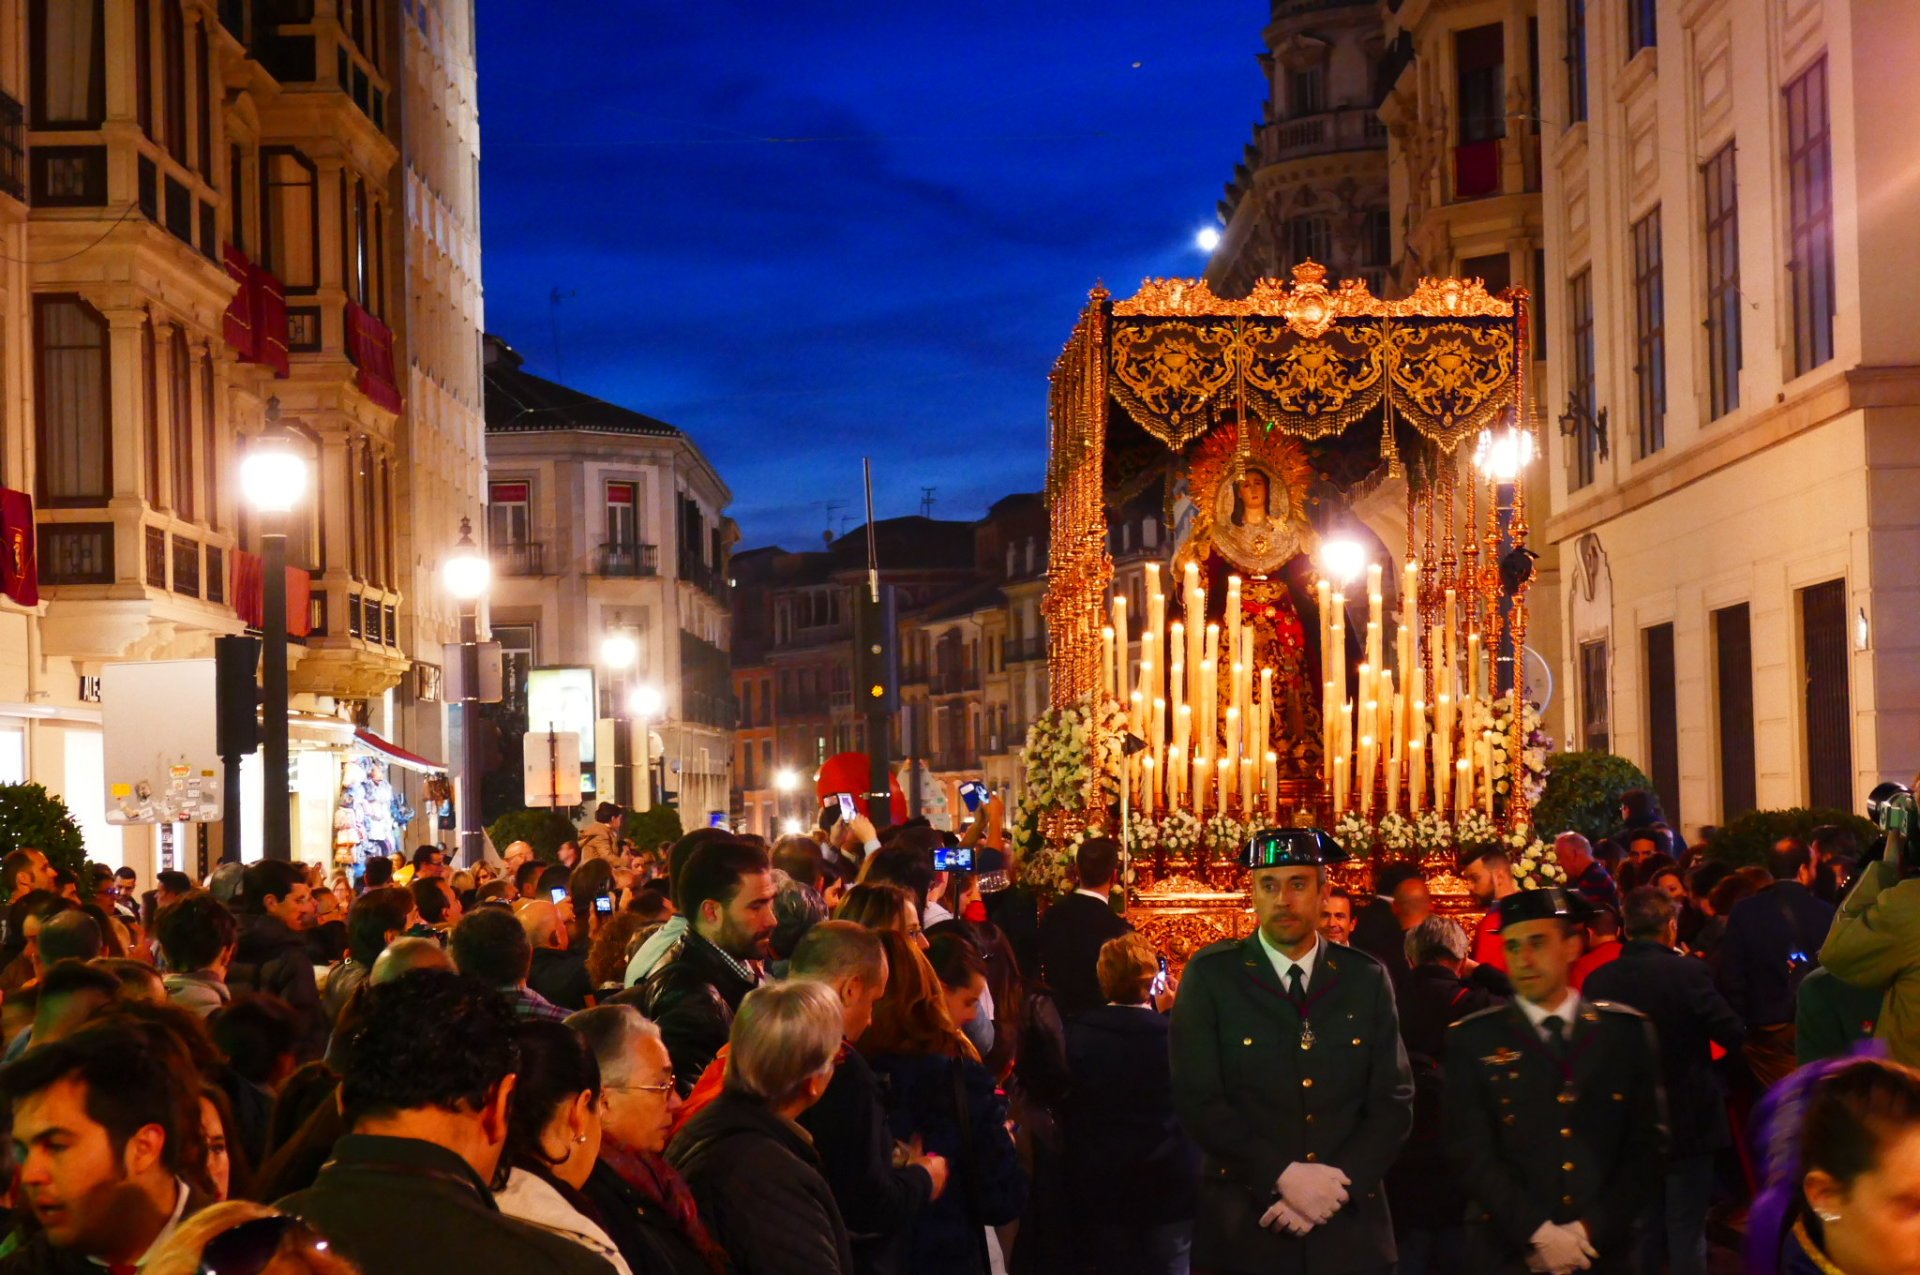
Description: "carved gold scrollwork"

(1107, 321), (1238, 448)
(1239, 320), (1387, 439)
(1385, 321), (1517, 451)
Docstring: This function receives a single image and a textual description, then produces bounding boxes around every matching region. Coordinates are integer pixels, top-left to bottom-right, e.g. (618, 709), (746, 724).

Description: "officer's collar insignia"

(1482, 1047), (1524, 1066)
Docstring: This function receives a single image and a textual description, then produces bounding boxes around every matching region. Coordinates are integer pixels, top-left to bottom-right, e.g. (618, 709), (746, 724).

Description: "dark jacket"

(277, 1134), (613, 1275)
(634, 933), (758, 1095)
(668, 1092), (854, 1275)
(530, 946), (593, 1012)
(1795, 966), (1884, 1065)
(1387, 962), (1505, 1230)
(1348, 898), (1411, 989)
(0, 1185), (215, 1275)
(1063, 1005), (1198, 1228)
(1584, 939), (1745, 1156)
(580, 1157), (714, 1275)
(1035, 892), (1131, 1020)
(1717, 881), (1835, 1027)
(868, 1051), (1026, 1275)
(229, 911), (327, 1057)
(797, 1045), (933, 1275)
(1443, 999), (1667, 1274)
(1169, 936), (1414, 1275)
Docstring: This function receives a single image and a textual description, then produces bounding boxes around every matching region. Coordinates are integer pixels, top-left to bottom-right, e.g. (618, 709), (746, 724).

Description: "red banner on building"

(230, 548), (312, 637)
(345, 300), (402, 413)
(0, 488), (38, 607)
(220, 244), (291, 377)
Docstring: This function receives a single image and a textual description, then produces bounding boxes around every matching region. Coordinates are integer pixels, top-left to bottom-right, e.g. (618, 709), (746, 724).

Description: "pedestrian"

(448, 905), (570, 1022)
(1459, 847), (1521, 970)
(669, 980), (855, 1275)
(274, 970), (614, 1275)
(156, 891), (238, 1017)
(1169, 828), (1413, 1275)
(586, 911), (648, 1000)
(227, 861), (325, 1058)
(1794, 966), (1883, 1065)
(620, 830), (743, 987)
(1387, 916), (1502, 1275)
(769, 872), (828, 973)
(1319, 887), (1356, 946)
(492, 1021), (631, 1274)
(1719, 840), (1835, 1086)
(0, 1023), (214, 1272)
(835, 882), (925, 946)
(520, 898), (592, 1012)
(860, 929), (1024, 1275)
(1821, 825), (1920, 1067)
(926, 932), (993, 1059)
(198, 1082), (246, 1201)
(1552, 832), (1622, 917)
(1347, 861), (1420, 988)
(1062, 933), (1197, 1275)
(1443, 887), (1666, 1274)
(1749, 1055), (1920, 1275)
(580, 803), (623, 863)
(1035, 836), (1132, 1021)
(322, 888), (412, 1024)
(629, 837), (774, 1093)
(1582, 886), (1745, 1275)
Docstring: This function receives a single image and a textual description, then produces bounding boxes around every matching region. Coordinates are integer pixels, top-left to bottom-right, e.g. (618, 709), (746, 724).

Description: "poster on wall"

(101, 660), (223, 824)
(527, 667), (596, 764)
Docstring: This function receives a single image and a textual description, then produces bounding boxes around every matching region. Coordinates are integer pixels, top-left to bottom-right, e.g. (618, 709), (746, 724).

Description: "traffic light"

(214, 634), (261, 758)
(852, 583), (899, 715)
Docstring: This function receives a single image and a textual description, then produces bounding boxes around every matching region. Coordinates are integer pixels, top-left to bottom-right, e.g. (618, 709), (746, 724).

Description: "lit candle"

(1168, 743), (1185, 806)
(1101, 626), (1116, 700)
(1409, 736), (1425, 813)
(1455, 755), (1471, 818)
(1152, 696), (1167, 803)
(1202, 624), (1220, 758)
(1194, 757), (1209, 819)
(1141, 754), (1156, 819)
(1225, 576), (1243, 717)
(1265, 750), (1280, 821)
(1222, 706), (1240, 813)
(1332, 754), (1347, 817)
(1112, 595), (1129, 705)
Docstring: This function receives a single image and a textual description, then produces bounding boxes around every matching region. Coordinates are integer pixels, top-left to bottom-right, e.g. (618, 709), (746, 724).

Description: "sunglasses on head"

(197, 1215), (330, 1275)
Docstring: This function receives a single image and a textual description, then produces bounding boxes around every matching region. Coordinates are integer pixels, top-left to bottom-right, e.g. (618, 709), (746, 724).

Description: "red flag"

(0, 488), (38, 607)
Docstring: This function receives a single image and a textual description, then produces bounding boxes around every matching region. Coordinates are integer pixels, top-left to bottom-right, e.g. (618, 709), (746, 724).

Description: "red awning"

(353, 728), (443, 773)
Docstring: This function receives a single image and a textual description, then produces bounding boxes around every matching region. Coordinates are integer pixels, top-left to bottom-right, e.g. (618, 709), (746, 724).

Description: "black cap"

(1242, 827), (1349, 871)
(1496, 886), (1594, 930)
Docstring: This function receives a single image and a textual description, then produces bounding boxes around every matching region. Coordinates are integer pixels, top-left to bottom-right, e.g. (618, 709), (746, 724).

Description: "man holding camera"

(1170, 829), (1413, 1275)
(1822, 801), (1920, 1067)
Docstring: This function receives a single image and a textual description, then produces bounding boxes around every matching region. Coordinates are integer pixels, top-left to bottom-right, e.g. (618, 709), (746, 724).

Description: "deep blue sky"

(477, 4), (1263, 552)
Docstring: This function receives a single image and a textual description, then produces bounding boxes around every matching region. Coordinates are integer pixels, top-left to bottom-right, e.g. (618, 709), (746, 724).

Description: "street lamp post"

(1473, 423), (1535, 694)
(443, 518), (491, 867)
(629, 683), (664, 813)
(774, 767), (798, 834)
(239, 398), (307, 862)
(600, 632), (639, 807)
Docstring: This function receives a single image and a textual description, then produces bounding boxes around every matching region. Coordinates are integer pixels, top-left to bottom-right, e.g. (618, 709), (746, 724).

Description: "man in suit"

(1717, 840), (1834, 1087)
(1445, 888), (1667, 1275)
(1170, 828), (1414, 1275)
(1035, 835), (1132, 1020)
(1583, 886), (1744, 1275)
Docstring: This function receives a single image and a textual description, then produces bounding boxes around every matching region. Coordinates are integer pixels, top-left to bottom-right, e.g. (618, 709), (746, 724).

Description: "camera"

(1869, 781), (1914, 835)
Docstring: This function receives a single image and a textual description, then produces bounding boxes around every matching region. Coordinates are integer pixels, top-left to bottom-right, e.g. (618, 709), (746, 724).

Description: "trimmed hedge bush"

(485, 808), (580, 863)
(1531, 751), (1656, 844)
(1703, 806), (1878, 868)
(0, 784), (90, 903)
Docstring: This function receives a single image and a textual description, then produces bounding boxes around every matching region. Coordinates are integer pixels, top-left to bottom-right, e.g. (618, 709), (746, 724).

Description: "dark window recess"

(29, 146), (106, 206)
(138, 156), (159, 221)
(206, 545), (225, 605)
(170, 536), (199, 597)
(1579, 639), (1609, 753)
(1569, 269), (1598, 489)
(364, 598), (381, 645)
(145, 526), (167, 589)
(286, 307), (322, 352)
(384, 604), (397, 648)
(348, 593), (363, 639)
(38, 524), (114, 585)
(1628, 0), (1657, 56)
(1456, 24), (1506, 143)
(1703, 144), (1742, 419)
(1786, 58), (1835, 376)
(1714, 603), (1755, 820)
(1533, 247), (1547, 359)
(199, 201), (217, 259)
(164, 176), (193, 243)
(1631, 207), (1666, 456)
(372, 88), (385, 130)
(258, 33), (316, 83)
(1566, 0), (1588, 123)
(1460, 252), (1510, 295)
(309, 590), (328, 637)
(1284, 216), (1331, 266)
(1801, 579), (1853, 810)
(1644, 623), (1680, 832)
(0, 90), (23, 200)
(337, 46), (350, 90)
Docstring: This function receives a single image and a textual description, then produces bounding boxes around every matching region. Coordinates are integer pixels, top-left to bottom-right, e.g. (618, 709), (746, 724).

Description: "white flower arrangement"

(1454, 809), (1499, 852)
(1015, 821), (1110, 897)
(1158, 808), (1202, 858)
(1203, 814), (1246, 861)
(1375, 811), (1416, 856)
(1508, 824), (1568, 889)
(1414, 811), (1454, 853)
(1488, 692), (1551, 810)
(1021, 694), (1128, 814)
(1332, 810), (1374, 857)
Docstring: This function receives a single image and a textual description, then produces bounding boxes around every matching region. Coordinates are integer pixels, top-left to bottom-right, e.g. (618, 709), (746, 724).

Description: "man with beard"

(0, 1023), (208, 1273)
(632, 837), (776, 1096)
(1460, 846), (1521, 970)
(1170, 829), (1414, 1275)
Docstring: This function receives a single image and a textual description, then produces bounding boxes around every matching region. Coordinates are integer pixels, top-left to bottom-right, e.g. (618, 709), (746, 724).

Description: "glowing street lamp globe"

(629, 684), (665, 718)
(240, 402), (308, 515)
(442, 518), (491, 601)
(600, 633), (639, 670)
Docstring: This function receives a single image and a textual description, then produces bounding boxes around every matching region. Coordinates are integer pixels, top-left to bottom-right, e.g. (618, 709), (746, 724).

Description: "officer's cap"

(1496, 886), (1594, 930)
(1242, 827), (1349, 871)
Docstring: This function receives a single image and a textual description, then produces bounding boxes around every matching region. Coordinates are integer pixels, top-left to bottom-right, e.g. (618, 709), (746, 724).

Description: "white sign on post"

(102, 660), (223, 823)
(523, 729), (582, 808)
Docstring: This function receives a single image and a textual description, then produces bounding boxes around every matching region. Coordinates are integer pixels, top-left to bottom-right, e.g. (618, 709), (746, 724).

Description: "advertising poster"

(102, 660), (223, 824)
(527, 666), (596, 764)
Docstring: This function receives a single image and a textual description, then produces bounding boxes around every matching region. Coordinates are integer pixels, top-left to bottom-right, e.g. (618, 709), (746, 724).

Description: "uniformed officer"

(1170, 828), (1414, 1275)
(1443, 887), (1668, 1275)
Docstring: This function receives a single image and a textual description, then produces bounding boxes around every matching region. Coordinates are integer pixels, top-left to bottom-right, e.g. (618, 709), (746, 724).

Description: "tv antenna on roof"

(919, 487), (937, 519)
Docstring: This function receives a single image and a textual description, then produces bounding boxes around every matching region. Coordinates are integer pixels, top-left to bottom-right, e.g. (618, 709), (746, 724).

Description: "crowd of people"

(0, 783), (1909, 1275)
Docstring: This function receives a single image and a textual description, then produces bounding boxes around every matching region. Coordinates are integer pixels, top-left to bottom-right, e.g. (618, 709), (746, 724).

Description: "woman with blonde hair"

(861, 929), (1025, 1274)
(834, 882), (925, 948)
(143, 1201), (358, 1275)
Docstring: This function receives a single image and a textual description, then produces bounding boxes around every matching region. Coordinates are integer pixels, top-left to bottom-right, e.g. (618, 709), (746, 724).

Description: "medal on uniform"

(1300, 1020), (1315, 1050)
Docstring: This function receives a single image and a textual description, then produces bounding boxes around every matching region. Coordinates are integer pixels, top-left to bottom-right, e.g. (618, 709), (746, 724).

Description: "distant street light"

(774, 768), (799, 794)
(1196, 226), (1222, 253)
(443, 518), (491, 867)
(239, 398), (308, 862)
(1473, 424), (1536, 481)
(600, 632), (639, 670)
(601, 632), (641, 805)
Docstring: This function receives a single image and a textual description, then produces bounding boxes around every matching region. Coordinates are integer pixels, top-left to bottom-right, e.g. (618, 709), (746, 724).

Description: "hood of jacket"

(163, 970), (232, 1015)
(493, 1168), (632, 1275)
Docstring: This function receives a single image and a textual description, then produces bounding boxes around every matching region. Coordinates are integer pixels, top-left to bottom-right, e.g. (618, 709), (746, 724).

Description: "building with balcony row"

(481, 334), (735, 826)
(0, 0), (484, 870)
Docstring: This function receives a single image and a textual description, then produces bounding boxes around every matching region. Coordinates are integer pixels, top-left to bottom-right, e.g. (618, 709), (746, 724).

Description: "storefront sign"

(527, 666), (596, 764)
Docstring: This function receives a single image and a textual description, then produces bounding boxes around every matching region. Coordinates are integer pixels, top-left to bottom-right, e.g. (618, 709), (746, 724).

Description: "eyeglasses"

(197, 1215), (329, 1275)
(604, 1076), (677, 1097)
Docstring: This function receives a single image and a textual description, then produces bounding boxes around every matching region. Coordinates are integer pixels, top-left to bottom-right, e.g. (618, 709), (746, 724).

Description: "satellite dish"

(1521, 646), (1554, 713)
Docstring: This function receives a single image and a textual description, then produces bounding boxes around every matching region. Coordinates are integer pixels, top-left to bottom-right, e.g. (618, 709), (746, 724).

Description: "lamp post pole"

(241, 397), (306, 864)
(443, 517), (492, 869)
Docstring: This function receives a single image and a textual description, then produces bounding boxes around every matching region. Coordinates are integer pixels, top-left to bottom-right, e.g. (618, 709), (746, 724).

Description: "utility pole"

(853, 460), (898, 823)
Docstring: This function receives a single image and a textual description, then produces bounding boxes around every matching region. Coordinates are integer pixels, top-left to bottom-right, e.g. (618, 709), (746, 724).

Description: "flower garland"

(1332, 811), (1374, 858)
(1375, 811), (1416, 857)
(1489, 692), (1551, 811)
(1158, 808), (1202, 859)
(1021, 694), (1126, 813)
(1203, 814), (1247, 864)
(1414, 811), (1453, 854)
(1504, 823), (1568, 889)
(1015, 821), (1106, 896)
(1454, 809), (1499, 853)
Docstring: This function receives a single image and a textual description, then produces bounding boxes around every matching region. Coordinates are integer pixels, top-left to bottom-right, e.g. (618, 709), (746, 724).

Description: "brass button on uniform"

(1302, 1078), (1313, 1089)
(1562, 1161), (1574, 1172)
(1305, 1152), (1319, 1163)
(1304, 1114), (1315, 1124)
(1243, 1037), (1254, 1046)
(1351, 1038), (1362, 1046)
(1562, 1195), (1574, 1206)
(1503, 1114), (1516, 1126)
(1561, 1128), (1573, 1139)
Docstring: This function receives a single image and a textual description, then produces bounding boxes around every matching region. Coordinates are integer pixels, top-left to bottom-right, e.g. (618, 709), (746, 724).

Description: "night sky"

(477, 3), (1262, 552)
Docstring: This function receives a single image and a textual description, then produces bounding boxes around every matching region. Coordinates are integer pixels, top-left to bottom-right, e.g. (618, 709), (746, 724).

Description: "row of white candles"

(1099, 558), (1505, 823)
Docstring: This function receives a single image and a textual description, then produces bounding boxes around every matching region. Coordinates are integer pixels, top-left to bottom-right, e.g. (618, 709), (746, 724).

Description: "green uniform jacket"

(1820, 859), (1920, 1067)
(1170, 935), (1413, 1275)
(1442, 998), (1666, 1274)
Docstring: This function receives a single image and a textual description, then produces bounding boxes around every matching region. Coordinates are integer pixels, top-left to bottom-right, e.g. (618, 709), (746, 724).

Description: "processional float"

(1017, 263), (1560, 958)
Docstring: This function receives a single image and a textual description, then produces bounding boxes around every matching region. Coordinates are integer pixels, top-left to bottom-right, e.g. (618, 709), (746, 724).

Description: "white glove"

(1529, 1221), (1597, 1275)
(1276, 1161), (1350, 1224)
(1258, 1198), (1314, 1236)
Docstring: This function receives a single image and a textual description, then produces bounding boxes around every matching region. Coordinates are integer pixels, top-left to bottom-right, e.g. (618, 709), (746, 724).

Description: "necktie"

(1543, 1014), (1568, 1058)
(1287, 964), (1305, 1003)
